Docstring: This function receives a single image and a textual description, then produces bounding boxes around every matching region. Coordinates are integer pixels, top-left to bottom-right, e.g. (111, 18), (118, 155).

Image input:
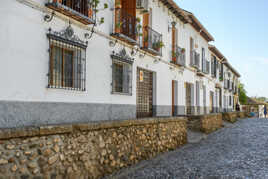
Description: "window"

(202, 48), (205, 72)
(47, 26), (87, 91)
(112, 59), (132, 95)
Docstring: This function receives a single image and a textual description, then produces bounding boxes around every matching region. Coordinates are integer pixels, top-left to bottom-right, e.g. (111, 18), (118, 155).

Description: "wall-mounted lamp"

(168, 21), (176, 32)
(109, 40), (118, 47)
(44, 11), (55, 22)
(131, 45), (139, 56)
(169, 66), (175, 71)
(139, 51), (146, 58)
(154, 55), (162, 64)
(153, 58), (160, 64)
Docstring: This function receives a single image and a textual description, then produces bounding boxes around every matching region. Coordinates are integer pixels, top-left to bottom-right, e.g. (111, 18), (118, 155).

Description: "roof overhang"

(209, 45), (240, 78)
(159, 0), (189, 24)
(209, 45), (225, 61)
(222, 60), (241, 78)
(182, 9), (214, 42)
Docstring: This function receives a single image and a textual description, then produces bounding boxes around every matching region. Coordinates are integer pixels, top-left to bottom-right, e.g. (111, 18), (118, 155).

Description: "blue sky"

(175, 0), (268, 98)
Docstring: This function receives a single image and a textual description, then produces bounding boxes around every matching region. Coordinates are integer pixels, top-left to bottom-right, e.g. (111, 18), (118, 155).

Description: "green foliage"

(89, 0), (111, 25)
(239, 83), (247, 105)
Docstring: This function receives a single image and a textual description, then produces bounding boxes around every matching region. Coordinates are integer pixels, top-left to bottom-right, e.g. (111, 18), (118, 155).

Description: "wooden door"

(203, 85), (206, 114)
(186, 83), (192, 115)
(190, 37), (194, 63)
(137, 68), (153, 118)
(172, 80), (178, 116)
(210, 91), (214, 113)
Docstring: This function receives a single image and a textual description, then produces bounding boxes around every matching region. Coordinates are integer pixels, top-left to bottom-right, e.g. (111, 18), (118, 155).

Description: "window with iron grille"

(110, 49), (133, 95)
(47, 27), (87, 91)
(112, 59), (132, 95)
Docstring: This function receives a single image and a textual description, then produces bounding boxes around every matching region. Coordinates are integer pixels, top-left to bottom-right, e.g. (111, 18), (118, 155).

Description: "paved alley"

(108, 118), (268, 179)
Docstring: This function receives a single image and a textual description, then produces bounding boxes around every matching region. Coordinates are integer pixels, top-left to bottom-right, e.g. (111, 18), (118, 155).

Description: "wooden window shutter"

(190, 83), (195, 107)
(203, 85), (206, 107)
(196, 81), (200, 106)
(143, 12), (149, 47)
(172, 26), (176, 62)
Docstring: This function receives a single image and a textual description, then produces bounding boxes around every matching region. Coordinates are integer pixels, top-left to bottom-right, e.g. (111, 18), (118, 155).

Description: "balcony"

(190, 50), (200, 69)
(111, 8), (138, 45)
(136, 0), (149, 14)
(46, 0), (95, 25)
(171, 46), (186, 67)
(141, 26), (163, 56)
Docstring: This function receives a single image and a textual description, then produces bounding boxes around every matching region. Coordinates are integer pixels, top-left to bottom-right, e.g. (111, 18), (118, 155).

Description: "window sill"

(47, 86), (86, 92)
(111, 92), (132, 96)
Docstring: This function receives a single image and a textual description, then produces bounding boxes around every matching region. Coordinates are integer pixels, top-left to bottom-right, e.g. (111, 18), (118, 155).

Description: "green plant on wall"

(90, 0), (109, 25)
(152, 41), (164, 51)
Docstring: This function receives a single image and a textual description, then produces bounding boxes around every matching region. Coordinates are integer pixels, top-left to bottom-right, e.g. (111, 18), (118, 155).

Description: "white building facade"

(0, 0), (240, 128)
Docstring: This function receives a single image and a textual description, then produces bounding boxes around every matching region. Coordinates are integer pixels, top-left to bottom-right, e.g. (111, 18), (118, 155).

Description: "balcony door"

(172, 25), (178, 62)
(143, 9), (152, 48)
(120, 0), (136, 40)
(121, 0), (136, 16)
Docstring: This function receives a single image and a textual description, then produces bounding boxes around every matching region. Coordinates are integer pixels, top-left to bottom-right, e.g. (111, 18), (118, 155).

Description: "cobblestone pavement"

(107, 118), (268, 179)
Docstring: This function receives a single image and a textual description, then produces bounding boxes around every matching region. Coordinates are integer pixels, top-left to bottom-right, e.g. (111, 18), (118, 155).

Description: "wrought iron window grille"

(47, 26), (87, 91)
(111, 49), (133, 96)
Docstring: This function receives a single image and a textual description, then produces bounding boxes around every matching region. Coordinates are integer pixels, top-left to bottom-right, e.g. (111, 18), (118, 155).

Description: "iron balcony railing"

(136, 0), (149, 11)
(172, 46), (186, 66)
(142, 26), (163, 56)
(190, 50), (200, 69)
(113, 8), (137, 42)
(46, 0), (95, 24)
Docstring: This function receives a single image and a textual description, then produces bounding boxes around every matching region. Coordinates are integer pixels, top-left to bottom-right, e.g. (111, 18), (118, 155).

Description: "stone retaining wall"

(222, 112), (247, 123)
(0, 117), (187, 179)
(187, 113), (223, 134)
(237, 112), (247, 119)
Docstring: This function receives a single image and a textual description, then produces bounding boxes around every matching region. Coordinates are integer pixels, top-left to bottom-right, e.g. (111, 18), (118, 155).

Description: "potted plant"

(143, 35), (149, 47)
(153, 41), (164, 52)
(181, 48), (185, 54)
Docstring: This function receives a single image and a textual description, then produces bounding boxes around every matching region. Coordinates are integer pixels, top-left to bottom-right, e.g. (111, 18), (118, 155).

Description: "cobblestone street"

(108, 118), (268, 179)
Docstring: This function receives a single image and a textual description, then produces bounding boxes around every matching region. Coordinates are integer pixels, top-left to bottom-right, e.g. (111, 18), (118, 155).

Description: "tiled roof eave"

(159, 0), (189, 24)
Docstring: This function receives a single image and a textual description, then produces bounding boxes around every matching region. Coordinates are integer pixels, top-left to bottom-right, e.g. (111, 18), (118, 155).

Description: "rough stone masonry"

(0, 117), (187, 179)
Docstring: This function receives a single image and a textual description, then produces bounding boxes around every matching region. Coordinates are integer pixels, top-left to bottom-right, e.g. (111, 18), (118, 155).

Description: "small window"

(47, 27), (87, 91)
(112, 59), (132, 95)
